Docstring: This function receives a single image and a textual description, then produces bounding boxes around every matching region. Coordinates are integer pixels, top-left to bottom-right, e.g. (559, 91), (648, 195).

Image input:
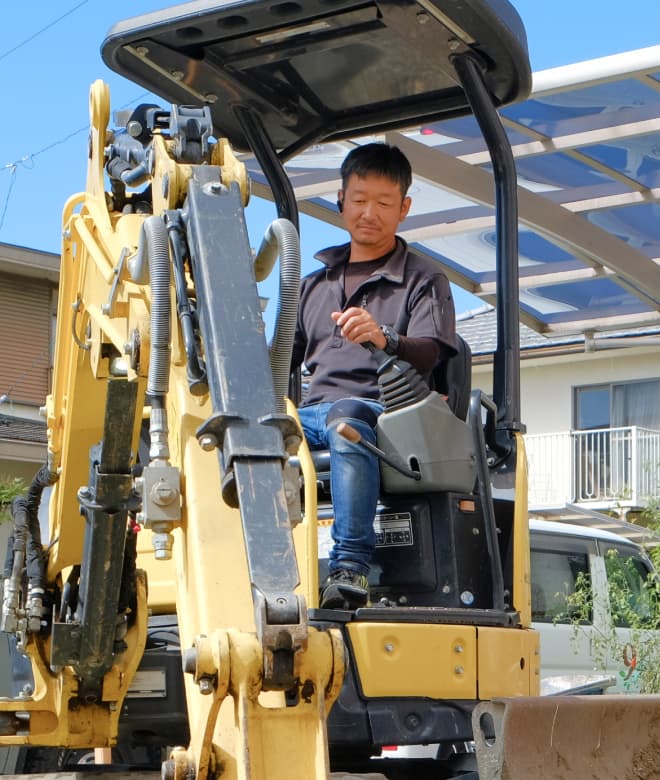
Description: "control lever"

(337, 422), (421, 481)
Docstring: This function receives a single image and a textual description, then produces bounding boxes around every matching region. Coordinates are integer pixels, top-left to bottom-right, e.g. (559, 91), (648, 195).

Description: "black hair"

(340, 142), (412, 198)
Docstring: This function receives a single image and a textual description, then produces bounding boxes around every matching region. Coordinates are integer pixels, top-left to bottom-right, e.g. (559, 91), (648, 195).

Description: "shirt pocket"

(430, 292), (454, 337)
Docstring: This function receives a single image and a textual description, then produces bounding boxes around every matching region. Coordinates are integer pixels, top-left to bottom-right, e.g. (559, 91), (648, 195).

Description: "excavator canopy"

(101, 0), (531, 156)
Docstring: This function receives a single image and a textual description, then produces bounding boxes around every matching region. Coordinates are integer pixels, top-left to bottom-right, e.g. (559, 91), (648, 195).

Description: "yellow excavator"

(2, 1), (659, 778)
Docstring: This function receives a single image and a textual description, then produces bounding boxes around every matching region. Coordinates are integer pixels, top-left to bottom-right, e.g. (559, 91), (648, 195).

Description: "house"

(0, 241), (58, 642)
(0, 242), (58, 486)
(457, 304), (660, 541)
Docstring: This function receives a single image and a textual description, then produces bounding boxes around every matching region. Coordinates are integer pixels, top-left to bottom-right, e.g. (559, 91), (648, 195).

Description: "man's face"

(339, 173), (411, 253)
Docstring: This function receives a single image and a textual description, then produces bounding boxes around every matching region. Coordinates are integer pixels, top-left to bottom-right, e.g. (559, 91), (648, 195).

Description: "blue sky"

(1, 0), (658, 322)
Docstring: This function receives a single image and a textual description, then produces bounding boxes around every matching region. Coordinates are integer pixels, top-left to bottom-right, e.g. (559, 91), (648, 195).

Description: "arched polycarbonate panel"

(247, 47), (660, 336)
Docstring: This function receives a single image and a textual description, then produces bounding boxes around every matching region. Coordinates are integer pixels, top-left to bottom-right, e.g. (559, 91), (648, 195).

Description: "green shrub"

(0, 476), (25, 524)
(560, 501), (660, 693)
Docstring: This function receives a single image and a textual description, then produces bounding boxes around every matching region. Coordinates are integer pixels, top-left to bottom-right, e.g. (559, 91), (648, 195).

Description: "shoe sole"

(320, 583), (369, 610)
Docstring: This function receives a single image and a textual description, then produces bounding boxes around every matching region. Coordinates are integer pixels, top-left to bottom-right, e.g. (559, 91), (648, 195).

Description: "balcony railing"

(525, 426), (660, 510)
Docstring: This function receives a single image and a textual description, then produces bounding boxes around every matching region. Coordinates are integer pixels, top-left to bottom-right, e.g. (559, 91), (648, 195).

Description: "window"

(575, 385), (610, 430)
(573, 379), (660, 501)
(601, 545), (657, 628)
(574, 379), (660, 431)
(613, 380), (660, 430)
(530, 547), (591, 624)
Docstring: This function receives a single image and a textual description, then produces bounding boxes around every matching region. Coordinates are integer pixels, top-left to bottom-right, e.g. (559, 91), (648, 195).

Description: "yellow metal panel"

(477, 626), (540, 699)
(347, 622), (476, 699)
(513, 432), (532, 627)
(136, 531), (177, 611)
(288, 400), (320, 608)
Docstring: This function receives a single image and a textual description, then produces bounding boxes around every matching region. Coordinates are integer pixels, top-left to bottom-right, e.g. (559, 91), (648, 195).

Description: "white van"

(529, 518), (657, 693)
(385, 519), (658, 763)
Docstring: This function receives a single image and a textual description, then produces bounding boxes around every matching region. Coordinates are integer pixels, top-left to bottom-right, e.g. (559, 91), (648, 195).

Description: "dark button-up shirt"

(292, 237), (457, 406)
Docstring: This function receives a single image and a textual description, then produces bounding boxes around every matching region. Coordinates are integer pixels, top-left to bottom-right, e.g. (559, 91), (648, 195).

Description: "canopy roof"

(102, 0), (530, 155)
(247, 45), (660, 336)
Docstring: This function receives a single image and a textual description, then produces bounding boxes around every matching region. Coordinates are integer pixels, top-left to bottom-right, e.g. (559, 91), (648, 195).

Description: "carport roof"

(530, 504), (660, 548)
(248, 45), (660, 337)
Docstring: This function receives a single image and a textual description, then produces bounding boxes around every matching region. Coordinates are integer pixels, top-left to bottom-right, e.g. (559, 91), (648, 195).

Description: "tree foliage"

(561, 501), (660, 693)
(0, 475), (25, 523)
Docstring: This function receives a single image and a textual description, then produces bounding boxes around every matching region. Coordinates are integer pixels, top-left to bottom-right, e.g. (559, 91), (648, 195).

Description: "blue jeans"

(297, 399), (383, 577)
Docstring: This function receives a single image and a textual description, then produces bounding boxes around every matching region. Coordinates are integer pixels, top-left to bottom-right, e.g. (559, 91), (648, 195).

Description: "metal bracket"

(102, 247), (128, 317)
(169, 104), (213, 163)
(135, 463), (181, 560)
(71, 297), (91, 351)
(253, 590), (308, 689)
(196, 411), (299, 458)
(196, 411), (298, 507)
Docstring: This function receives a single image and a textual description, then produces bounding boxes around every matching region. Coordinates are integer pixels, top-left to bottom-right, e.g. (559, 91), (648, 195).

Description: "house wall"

(471, 346), (660, 436)
(0, 246), (53, 713)
(0, 459), (42, 485)
(0, 272), (53, 406)
(0, 244), (58, 484)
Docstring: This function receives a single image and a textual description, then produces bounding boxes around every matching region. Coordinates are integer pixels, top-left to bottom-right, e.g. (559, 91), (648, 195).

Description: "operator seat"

(432, 333), (472, 422)
(309, 333), (487, 608)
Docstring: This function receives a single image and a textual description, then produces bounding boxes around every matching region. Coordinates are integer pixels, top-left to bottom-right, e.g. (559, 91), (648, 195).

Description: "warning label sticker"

(127, 668), (167, 698)
(374, 513), (413, 547)
(316, 512), (414, 557)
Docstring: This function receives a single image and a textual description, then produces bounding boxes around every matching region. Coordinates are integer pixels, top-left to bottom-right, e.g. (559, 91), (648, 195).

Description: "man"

(291, 142), (457, 609)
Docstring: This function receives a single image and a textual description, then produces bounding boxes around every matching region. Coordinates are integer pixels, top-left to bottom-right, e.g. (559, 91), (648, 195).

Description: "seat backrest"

(432, 334), (472, 421)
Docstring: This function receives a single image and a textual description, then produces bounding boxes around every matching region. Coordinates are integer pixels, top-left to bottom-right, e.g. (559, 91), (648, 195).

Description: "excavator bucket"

(473, 695), (660, 780)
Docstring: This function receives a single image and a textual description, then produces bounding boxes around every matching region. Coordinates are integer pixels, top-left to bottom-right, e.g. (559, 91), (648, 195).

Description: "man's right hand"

(331, 308), (387, 350)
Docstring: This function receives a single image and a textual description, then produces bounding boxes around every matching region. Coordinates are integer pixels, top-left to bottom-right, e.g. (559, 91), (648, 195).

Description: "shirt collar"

(314, 236), (408, 283)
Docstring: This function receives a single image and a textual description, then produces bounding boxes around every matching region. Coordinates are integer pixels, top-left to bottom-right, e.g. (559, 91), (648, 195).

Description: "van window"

(530, 548), (591, 623)
(601, 547), (656, 628)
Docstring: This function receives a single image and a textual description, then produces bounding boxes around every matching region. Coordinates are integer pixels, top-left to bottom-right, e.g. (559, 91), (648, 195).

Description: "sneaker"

(320, 569), (369, 610)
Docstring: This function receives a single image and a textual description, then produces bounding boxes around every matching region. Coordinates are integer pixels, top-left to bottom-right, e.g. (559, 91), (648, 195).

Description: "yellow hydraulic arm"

(0, 80), (344, 780)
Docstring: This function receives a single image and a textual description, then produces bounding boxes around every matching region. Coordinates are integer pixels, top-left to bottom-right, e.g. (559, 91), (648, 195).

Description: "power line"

(2, 125), (89, 175)
(0, 1), (89, 64)
(0, 91), (153, 234)
(0, 91), (153, 176)
(0, 166), (17, 233)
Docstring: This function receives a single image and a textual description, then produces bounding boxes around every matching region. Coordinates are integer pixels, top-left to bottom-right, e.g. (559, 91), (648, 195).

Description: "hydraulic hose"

(131, 216), (172, 399)
(130, 216), (172, 462)
(254, 218), (300, 413)
(164, 210), (207, 395)
(2, 465), (58, 635)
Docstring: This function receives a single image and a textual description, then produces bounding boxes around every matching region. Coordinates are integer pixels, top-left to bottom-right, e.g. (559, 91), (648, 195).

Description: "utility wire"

(0, 1), (150, 233)
(1, 91), (153, 176)
(2, 125), (90, 175)
(0, 91), (152, 234)
(0, 1), (89, 64)
(0, 166), (17, 233)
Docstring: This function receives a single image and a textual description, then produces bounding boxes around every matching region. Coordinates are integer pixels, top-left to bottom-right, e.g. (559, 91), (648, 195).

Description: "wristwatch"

(380, 325), (400, 355)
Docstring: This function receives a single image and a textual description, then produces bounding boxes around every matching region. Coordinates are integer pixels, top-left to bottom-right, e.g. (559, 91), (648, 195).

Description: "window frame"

(573, 377), (660, 431)
(530, 531), (598, 625)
